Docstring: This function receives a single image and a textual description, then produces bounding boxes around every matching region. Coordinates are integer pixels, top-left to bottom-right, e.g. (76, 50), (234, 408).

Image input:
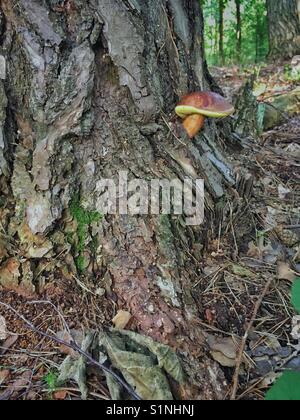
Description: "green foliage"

(203, 0), (268, 65)
(44, 370), (59, 397)
(75, 255), (87, 273)
(292, 278), (300, 314)
(265, 371), (300, 401)
(284, 65), (300, 82)
(70, 194), (102, 272)
(265, 278), (300, 400)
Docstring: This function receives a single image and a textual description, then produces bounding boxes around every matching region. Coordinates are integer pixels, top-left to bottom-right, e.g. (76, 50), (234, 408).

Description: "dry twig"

(230, 277), (273, 400)
(0, 300), (141, 401)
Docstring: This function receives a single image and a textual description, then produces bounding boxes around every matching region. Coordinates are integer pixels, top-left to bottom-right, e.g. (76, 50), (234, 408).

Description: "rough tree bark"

(0, 0), (245, 399)
(267, 0), (300, 59)
(255, 7), (260, 63)
(235, 0), (241, 62)
(218, 0), (225, 65)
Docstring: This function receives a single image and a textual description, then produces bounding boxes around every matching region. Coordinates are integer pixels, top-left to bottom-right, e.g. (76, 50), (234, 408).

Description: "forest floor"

(210, 61), (298, 102)
(0, 63), (299, 401)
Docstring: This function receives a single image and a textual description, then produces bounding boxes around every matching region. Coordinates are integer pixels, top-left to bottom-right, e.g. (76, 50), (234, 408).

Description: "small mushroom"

(175, 91), (235, 138)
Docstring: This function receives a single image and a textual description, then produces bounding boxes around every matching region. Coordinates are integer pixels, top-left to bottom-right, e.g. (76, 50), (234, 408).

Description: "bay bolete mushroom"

(175, 91), (235, 138)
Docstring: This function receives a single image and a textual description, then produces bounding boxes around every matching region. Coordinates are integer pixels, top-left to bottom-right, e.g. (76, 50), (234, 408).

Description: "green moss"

(284, 64), (300, 82)
(43, 370), (59, 399)
(75, 255), (86, 273)
(70, 194), (102, 272)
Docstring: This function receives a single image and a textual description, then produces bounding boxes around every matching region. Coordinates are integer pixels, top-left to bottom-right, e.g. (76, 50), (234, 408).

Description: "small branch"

(286, 224), (300, 230)
(29, 300), (72, 336)
(230, 278), (273, 400)
(0, 301), (141, 401)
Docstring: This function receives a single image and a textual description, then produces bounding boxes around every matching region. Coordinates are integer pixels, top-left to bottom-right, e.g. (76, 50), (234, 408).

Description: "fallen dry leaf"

(98, 329), (185, 400)
(0, 258), (20, 289)
(54, 390), (68, 400)
(247, 241), (262, 259)
(205, 309), (215, 325)
(206, 334), (241, 368)
(56, 329), (84, 357)
(0, 335), (18, 355)
(10, 371), (31, 393)
(248, 239), (284, 265)
(210, 351), (237, 368)
(112, 310), (132, 329)
(277, 262), (297, 282)
(1, 370), (32, 399)
(0, 315), (8, 341)
(275, 226), (299, 247)
(0, 369), (10, 385)
(58, 333), (94, 400)
(0, 258), (35, 297)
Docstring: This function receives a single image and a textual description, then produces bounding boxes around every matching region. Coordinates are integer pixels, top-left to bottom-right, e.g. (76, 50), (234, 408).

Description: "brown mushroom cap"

(175, 91), (234, 119)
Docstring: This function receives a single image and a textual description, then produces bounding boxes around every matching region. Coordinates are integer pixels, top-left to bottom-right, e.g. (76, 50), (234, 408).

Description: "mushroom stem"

(182, 114), (205, 138)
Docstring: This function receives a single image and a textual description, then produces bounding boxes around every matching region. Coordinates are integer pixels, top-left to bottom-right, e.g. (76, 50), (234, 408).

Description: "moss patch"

(70, 194), (102, 272)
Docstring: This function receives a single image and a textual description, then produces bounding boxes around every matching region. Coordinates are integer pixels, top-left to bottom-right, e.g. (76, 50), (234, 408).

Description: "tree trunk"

(215, 6), (219, 57)
(219, 0), (225, 65)
(267, 0), (300, 59)
(235, 0), (242, 62)
(0, 0), (242, 399)
(255, 7), (260, 63)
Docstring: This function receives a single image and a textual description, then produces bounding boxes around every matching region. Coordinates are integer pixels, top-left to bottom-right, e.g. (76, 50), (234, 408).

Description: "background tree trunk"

(219, 0), (225, 64)
(215, 6), (219, 57)
(267, 0), (300, 59)
(255, 7), (260, 63)
(0, 0), (242, 399)
(235, 0), (242, 62)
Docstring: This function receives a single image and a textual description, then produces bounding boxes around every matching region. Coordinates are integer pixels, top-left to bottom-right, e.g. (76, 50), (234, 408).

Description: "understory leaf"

(206, 334), (240, 367)
(292, 278), (300, 313)
(56, 329), (185, 400)
(98, 329), (185, 400)
(57, 332), (94, 400)
(265, 371), (300, 400)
